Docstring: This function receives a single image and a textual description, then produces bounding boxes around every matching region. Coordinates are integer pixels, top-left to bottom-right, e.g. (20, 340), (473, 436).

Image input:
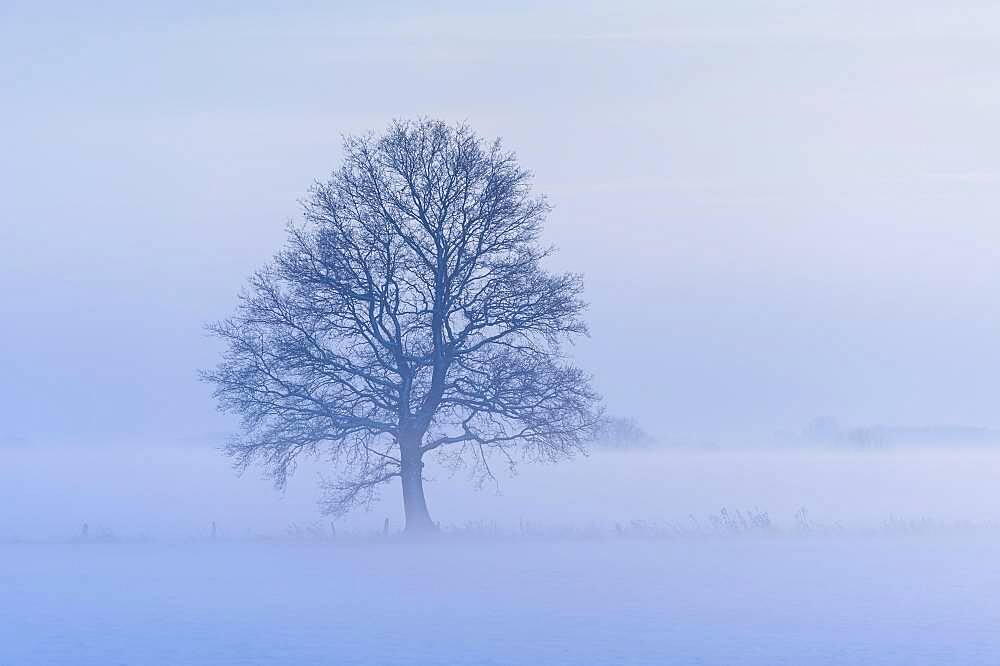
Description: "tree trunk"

(400, 441), (436, 534)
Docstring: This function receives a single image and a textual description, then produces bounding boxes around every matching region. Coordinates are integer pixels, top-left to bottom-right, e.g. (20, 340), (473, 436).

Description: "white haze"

(6, 446), (1000, 664)
(5, 446), (1000, 541)
(5, 1), (1000, 664)
(5, 0), (1000, 444)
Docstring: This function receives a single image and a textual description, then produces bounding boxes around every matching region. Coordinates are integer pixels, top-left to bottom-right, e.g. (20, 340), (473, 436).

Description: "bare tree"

(593, 416), (653, 449)
(204, 119), (600, 532)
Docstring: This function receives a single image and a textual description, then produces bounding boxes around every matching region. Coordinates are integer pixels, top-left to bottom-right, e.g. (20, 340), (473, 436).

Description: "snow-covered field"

(5, 447), (1000, 664)
(3, 533), (1000, 665)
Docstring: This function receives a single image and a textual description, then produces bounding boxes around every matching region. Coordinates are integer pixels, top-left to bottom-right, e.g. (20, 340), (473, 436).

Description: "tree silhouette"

(205, 119), (600, 532)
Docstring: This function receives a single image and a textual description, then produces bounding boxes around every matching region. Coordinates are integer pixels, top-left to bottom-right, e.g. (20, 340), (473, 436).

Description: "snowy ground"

(3, 533), (1000, 665)
(5, 446), (1000, 664)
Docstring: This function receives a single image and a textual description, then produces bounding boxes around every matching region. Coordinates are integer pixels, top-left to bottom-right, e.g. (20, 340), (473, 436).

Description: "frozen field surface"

(3, 534), (1000, 665)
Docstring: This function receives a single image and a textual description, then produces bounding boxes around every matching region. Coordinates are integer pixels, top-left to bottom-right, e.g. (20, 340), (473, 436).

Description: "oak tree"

(205, 119), (600, 532)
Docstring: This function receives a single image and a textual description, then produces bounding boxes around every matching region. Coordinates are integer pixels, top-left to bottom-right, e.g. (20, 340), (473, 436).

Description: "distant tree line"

(802, 417), (1000, 449)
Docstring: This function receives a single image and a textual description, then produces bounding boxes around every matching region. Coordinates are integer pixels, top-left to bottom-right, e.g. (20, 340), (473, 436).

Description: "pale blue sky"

(4, 1), (1000, 445)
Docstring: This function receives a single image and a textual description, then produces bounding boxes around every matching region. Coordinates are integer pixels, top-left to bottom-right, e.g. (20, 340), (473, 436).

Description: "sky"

(4, 1), (1000, 448)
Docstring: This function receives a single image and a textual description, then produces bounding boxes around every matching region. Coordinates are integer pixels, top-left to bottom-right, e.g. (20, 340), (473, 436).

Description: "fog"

(5, 1), (1000, 664)
(5, 1), (1000, 445)
(7, 447), (1000, 664)
(6, 445), (1000, 542)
